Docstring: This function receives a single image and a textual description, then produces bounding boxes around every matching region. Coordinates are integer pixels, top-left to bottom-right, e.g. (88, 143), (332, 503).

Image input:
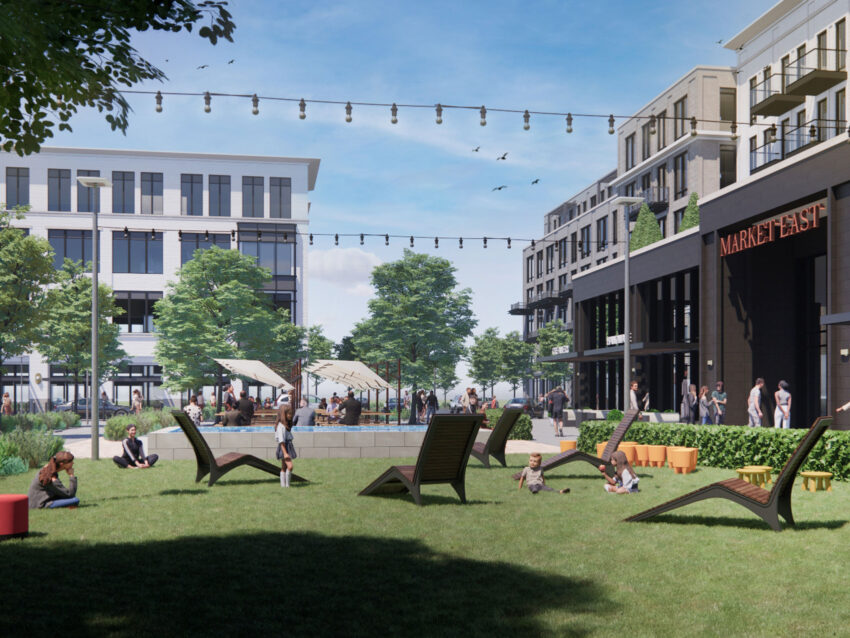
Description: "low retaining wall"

(149, 427), (492, 460)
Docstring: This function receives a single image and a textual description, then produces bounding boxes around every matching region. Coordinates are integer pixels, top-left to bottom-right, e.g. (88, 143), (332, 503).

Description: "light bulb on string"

(459, 237), (463, 249)
(690, 116), (697, 136)
(345, 102), (352, 123)
(151, 228), (156, 240)
(649, 114), (656, 135)
(483, 237), (488, 249)
(523, 110), (530, 131)
(204, 92), (211, 113)
(480, 106), (487, 126)
(730, 122), (738, 140)
(123, 226), (129, 238)
(810, 124), (817, 140)
(334, 233), (338, 246)
(768, 124), (777, 143)
(257, 230), (262, 239)
(531, 239), (535, 249)
(251, 94), (259, 115)
(507, 238), (511, 249)
(410, 236), (414, 247)
(608, 115), (615, 134)
(309, 234), (313, 245)
(178, 230), (182, 240)
(434, 237), (439, 249)
(390, 103), (398, 124)
(385, 234), (389, 246)
(155, 91), (163, 113)
(435, 103), (443, 124)
(231, 230), (236, 240)
(566, 113), (573, 133)
(360, 233), (364, 245)
(204, 229), (209, 240)
(299, 98), (306, 120)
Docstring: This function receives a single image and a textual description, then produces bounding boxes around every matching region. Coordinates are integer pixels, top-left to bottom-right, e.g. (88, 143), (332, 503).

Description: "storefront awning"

(304, 359), (393, 391)
(542, 341), (698, 363)
(214, 359), (294, 390)
(821, 311), (850, 326)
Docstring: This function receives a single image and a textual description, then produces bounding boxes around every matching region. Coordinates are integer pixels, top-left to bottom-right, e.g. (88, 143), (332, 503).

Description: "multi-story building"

(0, 146), (319, 410)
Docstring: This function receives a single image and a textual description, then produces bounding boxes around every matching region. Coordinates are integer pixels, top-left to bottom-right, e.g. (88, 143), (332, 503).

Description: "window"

(796, 44), (806, 80)
(76, 170), (100, 213)
(181, 174), (203, 215)
(209, 175), (231, 217)
(242, 176), (264, 217)
(720, 88), (736, 122)
(673, 97), (687, 139)
(536, 251), (543, 278)
(796, 109), (806, 148)
(611, 212), (618, 247)
(641, 122), (652, 160)
(781, 56), (791, 92)
(180, 232), (231, 264)
(48, 229), (95, 271)
(5, 167), (29, 207)
(270, 177), (291, 219)
(239, 232), (295, 276)
(545, 245), (554, 274)
(580, 225), (591, 258)
(590, 194), (597, 208)
(836, 89), (846, 135)
(817, 31), (828, 69)
(113, 291), (162, 333)
(656, 163), (667, 190)
(656, 110), (667, 151)
(596, 217), (608, 251)
(583, 201), (587, 212)
(558, 238), (567, 267)
(625, 133), (636, 170)
(640, 172), (651, 193)
(749, 136), (758, 172)
(570, 232), (578, 262)
(838, 19), (846, 71)
(111, 171), (134, 214)
(816, 98), (828, 140)
(720, 145), (736, 189)
(749, 76), (758, 119)
(268, 292), (295, 321)
(624, 182), (635, 197)
(526, 256), (533, 282)
(47, 169), (71, 211)
(657, 215), (667, 239)
(141, 172), (163, 215)
(112, 231), (163, 273)
(673, 208), (685, 233)
(673, 152), (687, 199)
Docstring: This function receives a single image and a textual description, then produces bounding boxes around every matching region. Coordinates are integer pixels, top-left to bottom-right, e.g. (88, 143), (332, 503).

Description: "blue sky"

(52, 0), (776, 394)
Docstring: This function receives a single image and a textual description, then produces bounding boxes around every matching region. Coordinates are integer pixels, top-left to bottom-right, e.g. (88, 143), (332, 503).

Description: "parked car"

(504, 397), (545, 419)
(55, 397), (130, 418)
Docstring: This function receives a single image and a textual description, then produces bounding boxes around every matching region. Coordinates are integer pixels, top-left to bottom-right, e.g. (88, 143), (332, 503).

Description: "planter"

(634, 444), (649, 467)
(596, 441), (609, 458)
(560, 440), (577, 452)
(668, 447), (698, 474)
(617, 442), (638, 464)
(647, 445), (667, 467)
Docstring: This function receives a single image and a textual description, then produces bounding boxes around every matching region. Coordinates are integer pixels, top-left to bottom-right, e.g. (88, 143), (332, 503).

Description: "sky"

(50, 0), (777, 397)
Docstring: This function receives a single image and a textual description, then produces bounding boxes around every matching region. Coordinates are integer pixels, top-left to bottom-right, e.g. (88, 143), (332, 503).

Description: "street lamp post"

(77, 176), (111, 460)
(610, 196), (644, 411)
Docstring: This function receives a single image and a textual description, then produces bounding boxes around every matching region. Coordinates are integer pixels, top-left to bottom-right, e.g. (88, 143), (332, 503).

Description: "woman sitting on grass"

(28, 451), (80, 509)
(112, 424), (158, 469)
(599, 450), (639, 494)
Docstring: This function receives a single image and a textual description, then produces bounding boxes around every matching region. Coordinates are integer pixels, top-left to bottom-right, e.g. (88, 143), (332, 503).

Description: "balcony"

(509, 302), (533, 315)
(527, 290), (560, 309)
(786, 47), (847, 96)
(557, 284), (573, 298)
(749, 118), (844, 174)
(750, 74), (804, 117)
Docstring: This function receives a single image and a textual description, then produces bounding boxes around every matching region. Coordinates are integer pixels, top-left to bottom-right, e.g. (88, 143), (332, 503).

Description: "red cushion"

(0, 494), (29, 537)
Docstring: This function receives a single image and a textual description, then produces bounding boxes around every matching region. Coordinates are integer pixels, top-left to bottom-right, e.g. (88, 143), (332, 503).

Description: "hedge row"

(0, 411), (80, 434)
(105, 409), (176, 441)
(577, 420), (850, 480)
(0, 429), (65, 470)
(484, 408), (533, 440)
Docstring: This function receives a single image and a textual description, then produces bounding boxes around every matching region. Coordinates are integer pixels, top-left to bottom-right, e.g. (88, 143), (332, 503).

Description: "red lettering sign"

(719, 200), (826, 257)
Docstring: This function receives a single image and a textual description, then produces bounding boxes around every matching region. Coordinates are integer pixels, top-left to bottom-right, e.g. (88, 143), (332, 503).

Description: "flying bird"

(197, 64), (209, 69)
(472, 146), (480, 152)
(531, 178), (540, 185)
(716, 39), (723, 44)
(228, 59), (235, 64)
(497, 152), (508, 160)
(492, 185), (507, 191)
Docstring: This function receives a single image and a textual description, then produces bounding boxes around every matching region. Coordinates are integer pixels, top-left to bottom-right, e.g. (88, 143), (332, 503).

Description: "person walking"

(547, 386), (568, 437)
(236, 390), (255, 425)
(425, 390), (438, 423)
(711, 381), (727, 424)
(774, 380), (792, 429)
(1, 392), (12, 416)
(747, 378), (765, 427)
(276, 391), (295, 488)
(698, 386), (712, 425)
(679, 369), (691, 422)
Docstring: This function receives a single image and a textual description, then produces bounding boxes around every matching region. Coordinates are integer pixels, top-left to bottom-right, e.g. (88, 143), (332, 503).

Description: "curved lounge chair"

(470, 408), (523, 468)
(511, 409), (640, 479)
(626, 416), (833, 531)
(359, 414), (484, 505)
(172, 410), (307, 487)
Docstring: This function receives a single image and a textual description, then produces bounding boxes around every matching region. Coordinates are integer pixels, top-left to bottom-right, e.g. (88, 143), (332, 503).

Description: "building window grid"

(141, 172), (163, 215)
(596, 217), (608, 251)
(270, 177), (292, 219)
(47, 169), (71, 211)
(836, 89), (846, 135)
(580, 225), (591, 258)
(242, 176), (264, 217)
(239, 234), (295, 277)
(838, 19), (847, 70)
(209, 175), (231, 217)
(5, 167), (29, 208)
(48, 229), (96, 272)
(641, 122), (652, 160)
(113, 291), (162, 333)
(625, 134), (636, 170)
(112, 231), (163, 274)
(180, 173), (203, 216)
(656, 111), (667, 151)
(111, 171), (134, 214)
(673, 97), (687, 139)
(673, 152), (687, 199)
(545, 245), (554, 274)
(180, 232), (231, 265)
(76, 170), (100, 213)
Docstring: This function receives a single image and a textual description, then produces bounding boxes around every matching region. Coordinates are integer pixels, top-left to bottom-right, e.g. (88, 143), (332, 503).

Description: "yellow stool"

(742, 465), (773, 486)
(800, 471), (833, 492)
(736, 467), (768, 487)
(560, 440), (577, 452)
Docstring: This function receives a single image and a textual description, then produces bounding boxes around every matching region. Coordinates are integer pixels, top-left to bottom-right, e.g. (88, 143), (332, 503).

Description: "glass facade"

(48, 229), (96, 271)
(77, 169), (100, 213)
(113, 291), (162, 333)
(112, 231), (163, 274)
(47, 169), (71, 211)
(180, 232), (230, 264)
(112, 171), (135, 213)
(141, 172), (163, 215)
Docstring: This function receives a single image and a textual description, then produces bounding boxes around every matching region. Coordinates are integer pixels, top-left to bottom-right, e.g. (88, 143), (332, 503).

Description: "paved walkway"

(58, 425), (129, 459)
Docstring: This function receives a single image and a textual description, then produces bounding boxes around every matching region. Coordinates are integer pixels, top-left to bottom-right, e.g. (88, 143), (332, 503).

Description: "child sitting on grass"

(518, 452), (569, 495)
(599, 450), (639, 493)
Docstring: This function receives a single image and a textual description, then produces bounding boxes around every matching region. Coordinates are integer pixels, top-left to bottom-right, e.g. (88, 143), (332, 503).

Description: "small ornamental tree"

(468, 327), (502, 397)
(629, 203), (663, 252)
(679, 192), (700, 232)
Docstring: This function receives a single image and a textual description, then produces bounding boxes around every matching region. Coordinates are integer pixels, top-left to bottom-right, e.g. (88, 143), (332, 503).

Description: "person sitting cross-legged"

(112, 424), (158, 469)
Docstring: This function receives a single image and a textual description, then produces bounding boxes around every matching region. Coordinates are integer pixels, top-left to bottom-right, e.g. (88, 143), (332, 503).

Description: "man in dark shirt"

(237, 390), (255, 425)
(339, 391), (362, 425)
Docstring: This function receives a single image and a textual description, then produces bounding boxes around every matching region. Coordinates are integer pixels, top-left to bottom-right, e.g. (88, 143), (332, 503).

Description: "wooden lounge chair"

(171, 410), (307, 487)
(625, 416), (833, 531)
(359, 414), (484, 505)
(511, 408), (640, 480)
(470, 408), (523, 468)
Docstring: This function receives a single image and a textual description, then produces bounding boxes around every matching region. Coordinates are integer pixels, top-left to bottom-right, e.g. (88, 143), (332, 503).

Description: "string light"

(566, 113), (573, 134)
(177, 230), (182, 240)
(523, 110), (530, 131)
(483, 236), (488, 248)
(459, 237), (463, 249)
(204, 91), (211, 113)
(123, 226), (128, 238)
(810, 124), (817, 140)
(410, 236), (414, 247)
(690, 116), (697, 136)
(480, 105), (487, 126)
(252, 94), (259, 115)
(531, 239), (535, 249)
(299, 98), (306, 120)
(608, 115), (615, 134)
(507, 238), (511, 249)
(204, 229), (209, 240)
(360, 233), (364, 245)
(435, 103), (443, 124)
(345, 101), (352, 123)
(257, 230), (262, 239)
(768, 124), (777, 143)
(649, 114), (656, 135)
(309, 233), (313, 245)
(390, 103), (398, 124)
(231, 229), (236, 240)
(385, 234), (389, 246)
(334, 233), (338, 246)
(151, 228), (156, 240)
(730, 122), (738, 140)
(155, 91), (163, 113)
(434, 237), (439, 249)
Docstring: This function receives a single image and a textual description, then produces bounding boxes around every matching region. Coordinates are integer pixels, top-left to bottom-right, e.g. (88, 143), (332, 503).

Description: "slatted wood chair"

(172, 410), (307, 487)
(359, 414), (484, 505)
(626, 416), (833, 531)
(469, 408), (522, 468)
(511, 409), (640, 480)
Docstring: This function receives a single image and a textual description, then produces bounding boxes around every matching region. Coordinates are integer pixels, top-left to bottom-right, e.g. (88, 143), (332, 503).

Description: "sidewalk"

(504, 417), (578, 454)
(57, 425), (128, 459)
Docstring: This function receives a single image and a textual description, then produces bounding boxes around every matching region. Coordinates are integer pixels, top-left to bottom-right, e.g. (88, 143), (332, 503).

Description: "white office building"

(0, 146), (320, 410)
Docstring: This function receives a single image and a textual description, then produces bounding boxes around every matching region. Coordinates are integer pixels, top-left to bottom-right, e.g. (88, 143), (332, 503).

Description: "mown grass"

(1, 455), (849, 637)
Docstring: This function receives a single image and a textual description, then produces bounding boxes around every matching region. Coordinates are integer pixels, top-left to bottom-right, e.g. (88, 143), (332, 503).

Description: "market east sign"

(720, 200), (825, 257)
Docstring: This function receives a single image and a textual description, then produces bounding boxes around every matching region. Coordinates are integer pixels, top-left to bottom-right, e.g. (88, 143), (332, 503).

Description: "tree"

(333, 335), (358, 360)
(38, 260), (126, 404)
(501, 331), (534, 398)
(536, 319), (573, 388)
(0, 1), (235, 155)
(435, 362), (460, 405)
(154, 246), (304, 394)
(0, 208), (55, 395)
(306, 325), (334, 395)
(679, 192), (700, 231)
(467, 327), (503, 397)
(629, 203), (663, 252)
(352, 250), (476, 391)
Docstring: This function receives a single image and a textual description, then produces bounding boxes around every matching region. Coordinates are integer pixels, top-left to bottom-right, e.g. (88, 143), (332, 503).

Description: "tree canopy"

(501, 330), (534, 397)
(352, 250), (476, 390)
(535, 319), (573, 387)
(629, 203), (663, 252)
(154, 246), (304, 392)
(0, 0), (235, 155)
(468, 327), (503, 396)
(306, 325), (334, 395)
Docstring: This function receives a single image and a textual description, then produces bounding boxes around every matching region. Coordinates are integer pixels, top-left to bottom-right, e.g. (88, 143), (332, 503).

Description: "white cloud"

(309, 247), (382, 287)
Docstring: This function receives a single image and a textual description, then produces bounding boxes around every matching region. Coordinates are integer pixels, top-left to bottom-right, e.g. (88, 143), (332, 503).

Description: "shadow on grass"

(366, 493), (494, 506)
(0, 531), (614, 636)
(158, 489), (208, 497)
(635, 513), (848, 531)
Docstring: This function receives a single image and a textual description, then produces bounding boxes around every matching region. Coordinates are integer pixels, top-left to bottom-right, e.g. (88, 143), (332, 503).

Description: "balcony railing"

(509, 302), (533, 315)
(785, 47), (847, 96)
(749, 118), (845, 173)
(750, 74), (805, 117)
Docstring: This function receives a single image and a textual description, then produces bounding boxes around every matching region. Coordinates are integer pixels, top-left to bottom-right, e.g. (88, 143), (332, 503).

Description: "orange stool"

(617, 442), (638, 464)
(668, 447), (698, 474)
(647, 445), (667, 467)
(634, 444), (649, 467)
(0, 494), (29, 541)
(596, 442), (608, 458)
(560, 440), (577, 452)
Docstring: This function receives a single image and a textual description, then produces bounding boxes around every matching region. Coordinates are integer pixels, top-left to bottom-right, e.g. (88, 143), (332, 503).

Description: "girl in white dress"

(599, 450), (639, 493)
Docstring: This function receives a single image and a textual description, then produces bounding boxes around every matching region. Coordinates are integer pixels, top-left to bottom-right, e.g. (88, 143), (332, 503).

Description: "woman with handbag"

(275, 391), (297, 488)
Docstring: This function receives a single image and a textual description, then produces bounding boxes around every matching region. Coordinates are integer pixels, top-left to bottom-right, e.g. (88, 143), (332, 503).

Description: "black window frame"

(112, 230), (163, 274)
(242, 176), (264, 218)
(209, 174), (231, 217)
(77, 170), (100, 213)
(673, 97), (687, 139)
(673, 152), (687, 199)
(269, 177), (292, 219)
(48, 229), (98, 272)
(113, 291), (163, 333)
(47, 168), (71, 211)
(111, 171), (135, 214)
(5, 167), (29, 208)
(181, 173), (203, 216)
(141, 172), (163, 216)
(180, 232), (231, 265)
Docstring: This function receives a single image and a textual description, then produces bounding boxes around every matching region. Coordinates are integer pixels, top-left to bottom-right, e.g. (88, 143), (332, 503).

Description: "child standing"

(599, 450), (639, 493)
(275, 391), (296, 488)
(518, 453), (569, 494)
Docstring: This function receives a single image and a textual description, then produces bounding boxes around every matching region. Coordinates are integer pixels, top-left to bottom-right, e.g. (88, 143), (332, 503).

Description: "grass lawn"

(1, 455), (849, 637)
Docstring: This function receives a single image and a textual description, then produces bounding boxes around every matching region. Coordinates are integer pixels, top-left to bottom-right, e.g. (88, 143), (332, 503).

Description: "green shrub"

(577, 420), (850, 480)
(0, 411), (80, 433)
(630, 203), (663, 252)
(105, 409), (176, 440)
(606, 409), (624, 422)
(202, 405), (216, 421)
(485, 408), (533, 440)
(2, 429), (65, 468)
(0, 455), (28, 476)
(0, 435), (21, 460)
